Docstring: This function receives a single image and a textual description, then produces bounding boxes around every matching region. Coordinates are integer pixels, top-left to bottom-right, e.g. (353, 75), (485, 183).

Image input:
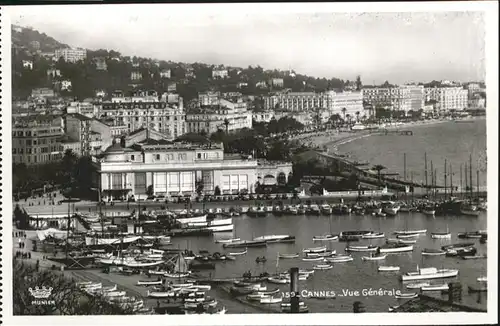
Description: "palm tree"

(223, 118), (230, 134)
(355, 111), (360, 122)
(346, 114), (352, 126)
(373, 164), (387, 186)
(341, 107), (347, 121)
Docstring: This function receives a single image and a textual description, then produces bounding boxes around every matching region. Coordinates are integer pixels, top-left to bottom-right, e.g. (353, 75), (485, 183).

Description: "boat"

(457, 231), (486, 239)
(406, 282), (430, 289)
(215, 238), (241, 244)
(379, 243), (413, 253)
(278, 253), (300, 259)
(309, 204), (321, 215)
(247, 293), (269, 301)
(223, 240), (267, 248)
(176, 214), (207, 224)
(421, 248), (446, 256)
(303, 246), (327, 253)
(394, 230), (427, 235)
(258, 288), (280, 295)
(396, 233), (419, 239)
(302, 257), (325, 262)
(461, 254), (487, 260)
(345, 245), (379, 252)
(339, 231), (372, 238)
(325, 255), (354, 263)
(382, 202), (400, 216)
(388, 305), (400, 312)
(260, 296), (283, 304)
(441, 243), (475, 251)
(267, 276), (290, 284)
(281, 305), (310, 313)
(230, 286), (255, 296)
(401, 267), (459, 281)
(378, 266), (400, 272)
(431, 229), (451, 239)
(477, 276), (487, 282)
(280, 301), (306, 308)
(313, 264), (333, 270)
(253, 235), (290, 242)
(255, 256), (267, 263)
(395, 292), (418, 299)
(306, 250), (336, 258)
(398, 239), (417, 244)
(137, 280), (163, 286)
(362, 232), (385, 239)
(298, 269), (315, 275)
(228, 248), (247, 256)
(312, 234), (338, 241)
(460, 206), (480, 216)
(147, 290), (176, 298)
(421, 284), (449, 291)
(320, 204), (332, 215)
(421, 208), (436, 216)
(362, 253), (387, 261)
(468, 285), (487, 293)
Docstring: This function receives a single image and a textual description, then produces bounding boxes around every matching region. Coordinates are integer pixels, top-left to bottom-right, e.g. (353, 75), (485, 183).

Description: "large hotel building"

(361, 86), (425, 113)
(54, 48), (87, 63)
(264, 91), (364, 118)
(101, 95), (186, 140)
(424, 87), (468, 112)
(92, 140), (292, 201)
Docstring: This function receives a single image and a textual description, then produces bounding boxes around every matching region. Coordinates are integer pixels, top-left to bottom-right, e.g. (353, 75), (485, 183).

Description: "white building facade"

(55, 48), (87, 63)
(425, 87), (468, 111)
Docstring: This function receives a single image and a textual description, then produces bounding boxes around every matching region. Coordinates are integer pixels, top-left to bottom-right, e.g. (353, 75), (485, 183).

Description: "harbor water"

(169, 210), (487, 313)
(336, 119), (487, 187)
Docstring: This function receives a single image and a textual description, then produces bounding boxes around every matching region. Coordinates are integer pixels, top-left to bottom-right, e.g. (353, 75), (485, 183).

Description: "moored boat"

(395, 292), (418, 299)
(362, 232), (385, 239)
(394, 230), (427, 235)
(313, 264), (333, 270)
(421, 283), (449, 291)
(378, 266), (400, 272)
(325, 255), (354, 263)
(302, 256), (325, 262)
(379, 243), (413, 253)
(303, 246), (327, 253)
(362, 253), (387, 261)
(267, 276), (290, 284)
(260, 296), (283, 304)
(313, 234), (339, 241)
(406, 282), (430, 289)
(228, 248), (247, 256)
(421, 248), (446, 256)
(215, 238), (241, 244)
(278, 253), (300, 259)
(137, 280), (163, 286)
(345, 245), (379, 252)
(431, 231), (451, 239)
(401, 267), (459, 281)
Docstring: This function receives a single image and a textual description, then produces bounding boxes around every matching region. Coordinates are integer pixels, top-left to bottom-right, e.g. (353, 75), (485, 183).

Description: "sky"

(7, 4), (487, 85)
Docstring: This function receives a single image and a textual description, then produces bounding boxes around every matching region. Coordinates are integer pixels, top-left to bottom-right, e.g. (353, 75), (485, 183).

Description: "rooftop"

(67, 113), (92, 121)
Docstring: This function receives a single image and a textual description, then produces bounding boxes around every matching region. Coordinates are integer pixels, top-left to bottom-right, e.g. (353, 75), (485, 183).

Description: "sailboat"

(431, 225), (451, 239)
(267, 252), (290, 284)
(313, 215), (338, 241)
(164, 252), (192, 278)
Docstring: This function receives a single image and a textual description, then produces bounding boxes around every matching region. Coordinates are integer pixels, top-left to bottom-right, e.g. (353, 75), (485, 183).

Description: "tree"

(14, 204), (30, 230)
(341, 107), (347, 121)
(223, 118), (230, 134)
(146, 185), (154, 197)
(355, 111), (360, 122)
(214, 186), (221, 196)
(373, 164), (387, 186)
(195, 180), (204, 196)
(355, 75), (362, 91)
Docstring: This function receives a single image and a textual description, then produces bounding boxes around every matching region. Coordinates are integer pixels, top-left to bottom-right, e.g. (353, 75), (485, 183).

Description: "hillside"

(11, 25), (348, 102)
(12, 25), (69, 52)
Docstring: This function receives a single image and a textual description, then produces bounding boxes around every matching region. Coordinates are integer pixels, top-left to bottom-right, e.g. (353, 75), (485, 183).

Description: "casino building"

(92, 140), (293, 201)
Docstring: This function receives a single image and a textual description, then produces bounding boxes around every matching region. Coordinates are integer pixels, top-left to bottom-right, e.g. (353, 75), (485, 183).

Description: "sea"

(165, 119), (488, 313)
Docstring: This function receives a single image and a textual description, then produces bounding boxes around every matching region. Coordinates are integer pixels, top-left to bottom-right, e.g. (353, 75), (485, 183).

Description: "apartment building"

(12, 115), (63, 165)
(55, 48), (87, 63)
(425, 87), (468, 111)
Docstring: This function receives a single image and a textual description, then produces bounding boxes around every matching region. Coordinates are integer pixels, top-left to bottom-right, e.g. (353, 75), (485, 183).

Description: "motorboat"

(379, 243), (413, 253)
(401, 267), (459, 281)
(461, 254), (486, 260)
(320, 204), (333, 215)
(147, 290), (176, 298)
(164, 272), (191, 278)
(137, 280), (163, 286)
(339, 231), (372, 238)
(421, 248), (446, 256)
(457, 231), (486, 239)
(362, 232), (385, 239)
(228, 248), (247, 256)
(302, 257), (325, 262)
(305, 250), (336, 258)
(223, 240), (267, 248)
(303, 246), (327, 253)
(325, 255), (354, 263)
(405, 282), (430, 289)
(431, 231), (451, 239)
(394, 230), (427, 235)
(247, 293), (269, 301)
(313, 264), (333, 270)
(398, 239), (417, 244)
(253, 235), (291, 242)
(421, 284), (449, 291)
(313, 234), (339, 241)
(260, 296), (283, 304)
(421, 208), (436, 216)
(362, 253), (387, 261)
(378, 266), (400, 272)
(345, 245), (379, 252)
(396, 233), (420, 239)
(395, 292), (418, 299)
(382, 202), (400, 216)
(267, 276), (290, 284)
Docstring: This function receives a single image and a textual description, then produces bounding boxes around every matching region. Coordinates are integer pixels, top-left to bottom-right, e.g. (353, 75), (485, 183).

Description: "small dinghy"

(260, 296), (283, 304)
(258, 288), (280, 295)
(421, 248), (446, 256)
(164, 272), (191, 278)
(362, 232), (385, 239)
(406, 282), (430, 289)
(267, 276), (290, 284)
(228, 248), (248, 256)
(325, 255), (354, 263)
(431, 232), (451, 239)
(147, 290), (176, 298)
(313, 264), (333, 270)
(137, 280), (163, 286)
(398, 239), (417, 244)
(302, 256), (325, 262)
(278, 253), (300, 259)
(362, 253), (387, 261)
(303, 246), (327, 253)
(378, 266), (400, 272)
(215, 238), (241, 244)
(247, 293), (269, 301)
(397, 233), (419, 239)
(421, 284), (449, 291)
(313, 234), (339, 241)
(306, 250), (336, 258)
(395, 292), (418, 299)
(345, 245), (379, 252)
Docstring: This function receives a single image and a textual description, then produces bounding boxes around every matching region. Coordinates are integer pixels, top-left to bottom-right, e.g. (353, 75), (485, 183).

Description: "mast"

(469, 154), (473, 201)
(444, 159), (447, 200)
(403, 153), (407, 182)
(476, 169), (480, 200)
(430, 160), (434, 199)
(434, 168), (437, 201)
(410, 171), (414, 203)
(449, 163), (453, 198)
(464, 162), (468, 200)
(424, 152), (428, 195)
(459, 164), (463, 199)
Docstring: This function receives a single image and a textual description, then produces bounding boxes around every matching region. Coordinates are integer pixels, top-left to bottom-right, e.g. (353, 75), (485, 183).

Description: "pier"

(381, 129), (414, 136)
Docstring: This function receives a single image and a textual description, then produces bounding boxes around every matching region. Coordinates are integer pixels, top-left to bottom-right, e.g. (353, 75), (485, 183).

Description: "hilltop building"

(55, 47), (87, 63)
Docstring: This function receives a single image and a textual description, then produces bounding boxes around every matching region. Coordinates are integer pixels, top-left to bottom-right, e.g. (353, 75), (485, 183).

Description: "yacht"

(401, 267), (459, 281)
